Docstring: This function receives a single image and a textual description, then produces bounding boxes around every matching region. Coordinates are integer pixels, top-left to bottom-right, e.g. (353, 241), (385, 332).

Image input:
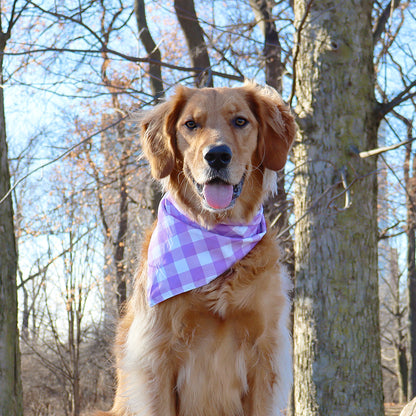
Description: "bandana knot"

(147, 195), (267, 306)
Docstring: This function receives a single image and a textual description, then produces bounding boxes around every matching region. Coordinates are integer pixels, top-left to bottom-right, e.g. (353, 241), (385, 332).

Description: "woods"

(0, 0), (415, 415)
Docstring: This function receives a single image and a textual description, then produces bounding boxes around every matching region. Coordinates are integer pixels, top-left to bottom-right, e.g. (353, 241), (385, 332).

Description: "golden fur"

(95, 83), (296, 416)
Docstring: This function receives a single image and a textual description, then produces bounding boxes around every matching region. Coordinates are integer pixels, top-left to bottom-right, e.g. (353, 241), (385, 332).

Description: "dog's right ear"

(140, 87), (189, 179)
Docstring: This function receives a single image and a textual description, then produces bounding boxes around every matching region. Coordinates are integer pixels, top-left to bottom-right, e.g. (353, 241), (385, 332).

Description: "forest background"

(0, 0), (415, 415)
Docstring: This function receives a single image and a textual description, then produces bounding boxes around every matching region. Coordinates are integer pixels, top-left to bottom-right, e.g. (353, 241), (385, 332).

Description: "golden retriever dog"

(95, 82), (296, 416)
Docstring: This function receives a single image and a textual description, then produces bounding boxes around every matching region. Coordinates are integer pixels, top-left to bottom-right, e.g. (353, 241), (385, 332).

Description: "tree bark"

(100, 14), (131, 315)
(174, 0), (213, 87)
(66, 228), (81, 416)
(134, 0), (163, 218)
(0, 28), (23, 416)
(249, 0), (283, 94)
(115, 163), (128, 314)
(249, 0), (294, 276)
(403, 121), (416, 400)
(292, 1), (384, 415)
(397, 344), (409, 403)
(134, 0), (164, 101)
(389, 246), (408, 403)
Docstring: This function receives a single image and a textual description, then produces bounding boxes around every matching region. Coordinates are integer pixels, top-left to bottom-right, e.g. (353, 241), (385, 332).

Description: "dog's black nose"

(204, 145), (232, 170)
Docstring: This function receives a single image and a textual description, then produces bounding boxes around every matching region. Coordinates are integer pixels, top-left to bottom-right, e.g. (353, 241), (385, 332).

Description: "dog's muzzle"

(194, 175), (245, 211)
(190, 144), (246, 210)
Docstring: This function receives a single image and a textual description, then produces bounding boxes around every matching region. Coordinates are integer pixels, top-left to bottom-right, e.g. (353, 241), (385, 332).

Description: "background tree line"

(0, 0), (415, 415)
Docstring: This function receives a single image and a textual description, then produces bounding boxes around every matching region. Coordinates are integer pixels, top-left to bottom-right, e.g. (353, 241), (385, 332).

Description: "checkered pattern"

(147, 195), (267, 306)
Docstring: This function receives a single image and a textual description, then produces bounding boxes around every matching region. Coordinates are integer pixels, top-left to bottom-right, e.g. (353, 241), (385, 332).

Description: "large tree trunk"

(292, 1), (384, 415)
(0, 31), (23, 416)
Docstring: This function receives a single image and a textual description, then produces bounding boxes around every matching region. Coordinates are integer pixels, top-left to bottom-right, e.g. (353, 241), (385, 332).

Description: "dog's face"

(175, 88), (259, 212)
(140, 83), (296, 226)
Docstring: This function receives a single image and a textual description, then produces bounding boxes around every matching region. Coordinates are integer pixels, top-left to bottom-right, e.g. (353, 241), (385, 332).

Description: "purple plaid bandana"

(147, 195), (267, 306)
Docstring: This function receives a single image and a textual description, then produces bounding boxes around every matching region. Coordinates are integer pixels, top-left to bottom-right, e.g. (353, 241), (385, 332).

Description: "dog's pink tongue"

(203, 183), (233, 209)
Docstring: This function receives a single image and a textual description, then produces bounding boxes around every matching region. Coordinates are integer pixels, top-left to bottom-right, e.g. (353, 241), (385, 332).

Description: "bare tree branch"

(373, 0), (402, 45)
(0, 115), (128, 206)
(376, 78), (416, 120)
(359, 137), (416, 158)
(1, 46), (244, 82)
(17, 228), (92, 289)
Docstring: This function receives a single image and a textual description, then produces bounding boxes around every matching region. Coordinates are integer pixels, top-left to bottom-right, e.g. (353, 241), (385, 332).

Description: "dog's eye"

(185, 120), (197, 130)
(233, 117), (248, 127)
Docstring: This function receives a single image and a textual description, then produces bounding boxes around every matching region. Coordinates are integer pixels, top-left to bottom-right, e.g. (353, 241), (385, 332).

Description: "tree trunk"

(115, 164), (128, 314)
(66, 229), (81, 416)
(0, 31), (23, 416)
(397, 345), (409, 404)
(292, 1), (384, 415)
(134, 0), (164, 101)
(404, 122), (416, 400)
(249, 0), (294, 276)
(174, 0), (213, 87)
(20, 272), (29, 338)
(100, 28), (130, 315)
(249, 0), (283, 94)
(389, 246), (408, 403)
(135, 0), (163, 219)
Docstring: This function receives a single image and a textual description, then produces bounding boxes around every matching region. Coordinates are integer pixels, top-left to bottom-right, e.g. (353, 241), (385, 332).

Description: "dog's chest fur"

(119, 230), (290, 416)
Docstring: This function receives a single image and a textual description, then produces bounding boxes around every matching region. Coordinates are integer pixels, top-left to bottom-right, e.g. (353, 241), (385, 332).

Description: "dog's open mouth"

(194, 176), (245, 210)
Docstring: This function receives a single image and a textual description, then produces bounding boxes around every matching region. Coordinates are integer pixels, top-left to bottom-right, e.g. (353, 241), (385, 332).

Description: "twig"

(0, 116), (128, 206)
(358, 137), (415, 158)
(1, 46), (245, 82)
(275, 181), (336, 240)
(17, 228), (93, 289)
(376, 78), (416, 120)
(327, 166), (352, 211)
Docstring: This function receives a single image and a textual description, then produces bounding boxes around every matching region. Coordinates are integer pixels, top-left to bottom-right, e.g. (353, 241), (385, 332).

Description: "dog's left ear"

(247, 84), (296, 171)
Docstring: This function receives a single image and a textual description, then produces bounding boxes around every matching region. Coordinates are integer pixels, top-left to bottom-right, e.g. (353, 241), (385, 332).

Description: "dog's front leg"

(243, 348), (291, 416)
(147, 366), (177, 416)
(121, 329), (177, 414)
(120, 364), (177, 416)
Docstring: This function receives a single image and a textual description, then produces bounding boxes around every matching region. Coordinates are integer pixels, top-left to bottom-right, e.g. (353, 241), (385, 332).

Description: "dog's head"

(139, 82), (296, 227)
